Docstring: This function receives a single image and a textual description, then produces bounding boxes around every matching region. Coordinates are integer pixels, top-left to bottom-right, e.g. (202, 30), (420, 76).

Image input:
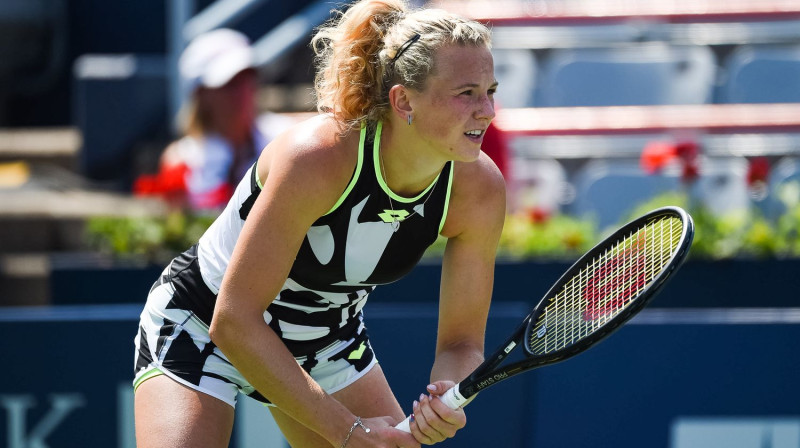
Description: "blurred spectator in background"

(134, 28), (291, 211)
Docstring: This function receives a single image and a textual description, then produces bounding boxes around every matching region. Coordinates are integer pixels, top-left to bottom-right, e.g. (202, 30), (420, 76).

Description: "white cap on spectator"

(180, 28), (254, 91)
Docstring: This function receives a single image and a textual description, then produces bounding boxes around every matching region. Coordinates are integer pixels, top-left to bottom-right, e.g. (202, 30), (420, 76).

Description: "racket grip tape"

(394, 383), (469, 433)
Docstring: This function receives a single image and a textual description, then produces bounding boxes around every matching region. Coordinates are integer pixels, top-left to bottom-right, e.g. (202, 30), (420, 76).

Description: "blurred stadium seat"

(718, 44), (800, 104)
(510, 157), (569, 214)
(0, 0), (68, 125)
(764, 157), (800, 220)
(567, 156), (749, 229)
(492, 48), (538, 108)
(536, 44), (717, 107)
(72, 54), (168, 186)
(694, 156), (751, 217)
(567, 158), (683, 229)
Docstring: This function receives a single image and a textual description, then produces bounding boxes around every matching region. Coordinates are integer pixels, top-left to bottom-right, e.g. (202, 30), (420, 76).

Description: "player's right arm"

(209, 115), (416, 447)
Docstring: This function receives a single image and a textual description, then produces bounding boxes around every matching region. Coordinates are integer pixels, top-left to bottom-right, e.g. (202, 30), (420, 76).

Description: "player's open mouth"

(464, 129), (484, 141)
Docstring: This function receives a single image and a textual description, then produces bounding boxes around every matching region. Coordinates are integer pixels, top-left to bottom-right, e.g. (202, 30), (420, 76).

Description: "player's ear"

(388, 84), (413, 123)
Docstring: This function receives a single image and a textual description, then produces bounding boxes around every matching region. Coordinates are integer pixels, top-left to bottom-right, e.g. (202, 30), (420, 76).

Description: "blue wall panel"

(2, 305), (799, 447)
(11, 262), (800, 447)
(528, 321), (800, 447)
(0, 303), (532, 447)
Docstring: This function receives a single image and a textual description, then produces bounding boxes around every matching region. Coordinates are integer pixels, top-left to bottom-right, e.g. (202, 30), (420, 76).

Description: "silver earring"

(407, 114), (413, 126)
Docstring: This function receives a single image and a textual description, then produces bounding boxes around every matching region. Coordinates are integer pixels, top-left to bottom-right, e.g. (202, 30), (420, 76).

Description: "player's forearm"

(210, 312), (354, 445)
(430, 341), (485, 384)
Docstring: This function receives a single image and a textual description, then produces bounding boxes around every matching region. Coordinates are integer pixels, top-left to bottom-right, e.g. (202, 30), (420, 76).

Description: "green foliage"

(620, 192), (787, 260)
(775, 203), (800, 257)
(497, 213), (598, 260)
(422, 212), (598, 261)
(472, 190), (800, 261)
(86, 193), (800, 263)
(85, 212), (215, 263)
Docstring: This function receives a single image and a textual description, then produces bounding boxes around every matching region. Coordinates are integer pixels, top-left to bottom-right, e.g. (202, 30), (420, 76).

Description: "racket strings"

(529, 215), (683, 355)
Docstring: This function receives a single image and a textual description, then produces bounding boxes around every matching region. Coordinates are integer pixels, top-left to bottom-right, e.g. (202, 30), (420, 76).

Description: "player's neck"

(378, 121), (446, 197)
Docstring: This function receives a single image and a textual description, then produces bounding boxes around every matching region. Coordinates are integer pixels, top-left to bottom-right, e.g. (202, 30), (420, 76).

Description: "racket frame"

(457, 206), (694, 400)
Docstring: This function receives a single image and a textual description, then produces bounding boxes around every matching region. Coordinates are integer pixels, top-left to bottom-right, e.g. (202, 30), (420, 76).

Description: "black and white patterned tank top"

(194, 120), (454, 355)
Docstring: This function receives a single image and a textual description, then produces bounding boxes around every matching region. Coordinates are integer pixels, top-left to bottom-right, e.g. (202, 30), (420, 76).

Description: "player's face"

(409, 44), (497, 163)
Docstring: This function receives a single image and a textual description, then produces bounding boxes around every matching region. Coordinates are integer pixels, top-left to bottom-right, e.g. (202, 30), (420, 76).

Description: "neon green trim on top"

(255, 163), (263, 189)
(373, 121), (441, 203)
(133, 367), (164, 392)
(252, 124), (365, 215)
(439, 163), (454, 234)
(323, 121), (366, 216)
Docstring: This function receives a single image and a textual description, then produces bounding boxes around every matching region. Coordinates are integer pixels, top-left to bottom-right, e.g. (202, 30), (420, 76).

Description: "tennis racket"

(396, 205), (694, 432)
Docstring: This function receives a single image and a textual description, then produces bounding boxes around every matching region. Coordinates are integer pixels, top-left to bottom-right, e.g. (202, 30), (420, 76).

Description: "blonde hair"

(312, 0), (492, 131)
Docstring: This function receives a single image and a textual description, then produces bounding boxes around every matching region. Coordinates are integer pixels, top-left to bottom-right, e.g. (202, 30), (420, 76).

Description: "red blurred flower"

(641, 141), (677, 174)
(527, 206), (551, 224)
(675, 141), (700, 183)
(640, 140), (699, 183)
(747, 157), (770, 186)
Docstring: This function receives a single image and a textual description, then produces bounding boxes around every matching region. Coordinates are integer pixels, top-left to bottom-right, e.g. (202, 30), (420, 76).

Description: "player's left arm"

(434, 152), (506, 389)
(409, 152), (506, 443)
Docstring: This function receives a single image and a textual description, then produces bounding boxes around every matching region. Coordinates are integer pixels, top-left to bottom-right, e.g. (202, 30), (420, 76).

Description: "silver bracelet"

(339, 416), (371, 448)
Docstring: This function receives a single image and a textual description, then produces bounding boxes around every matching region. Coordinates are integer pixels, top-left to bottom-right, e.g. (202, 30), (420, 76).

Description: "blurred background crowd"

(2, 2), (800, 447)
(1, 0), (800, 306)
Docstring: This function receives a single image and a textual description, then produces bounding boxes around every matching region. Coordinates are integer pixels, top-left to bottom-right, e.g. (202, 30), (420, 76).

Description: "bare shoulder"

(441, 152), (507, 239)
(452, 152), (507, 204)
(259, 114), (357, 179)
(256, 114), (360, 215)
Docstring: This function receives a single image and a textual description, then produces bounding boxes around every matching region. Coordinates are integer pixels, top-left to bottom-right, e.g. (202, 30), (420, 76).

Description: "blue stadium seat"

(492, 48), (538, 108)
(718, 45), (800, 104)
(567, 159), (683, 229)
(694, 156), (751, 217)
(536, 44), (716, 107)
(764, 157), (800, 220)
(568, 156), (749, 229)
(72, 54), (168, 186)
(510, 157), (569, 214)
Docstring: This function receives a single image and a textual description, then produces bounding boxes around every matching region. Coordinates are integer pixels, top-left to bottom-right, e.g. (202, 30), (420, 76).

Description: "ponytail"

(312, 0), (406, 130)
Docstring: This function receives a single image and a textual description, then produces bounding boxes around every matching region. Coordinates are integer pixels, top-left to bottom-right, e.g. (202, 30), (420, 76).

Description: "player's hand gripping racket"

(396, 206), (694, 432)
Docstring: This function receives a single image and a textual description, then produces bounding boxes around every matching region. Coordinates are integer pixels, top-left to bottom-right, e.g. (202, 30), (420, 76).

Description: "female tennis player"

(132, 0), (504, 446)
